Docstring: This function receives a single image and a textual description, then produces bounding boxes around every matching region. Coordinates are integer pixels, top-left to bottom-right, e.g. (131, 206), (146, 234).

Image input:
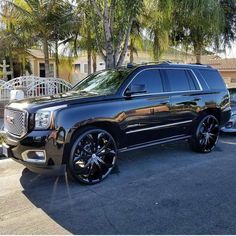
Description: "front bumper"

(221, 115), (236, 133)
(2, 129), (67, 175)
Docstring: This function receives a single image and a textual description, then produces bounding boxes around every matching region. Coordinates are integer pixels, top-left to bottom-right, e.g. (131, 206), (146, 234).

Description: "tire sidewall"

(190, 114), (220, 153)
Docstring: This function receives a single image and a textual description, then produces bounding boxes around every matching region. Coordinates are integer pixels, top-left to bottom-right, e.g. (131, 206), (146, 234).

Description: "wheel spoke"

(87, 163), (95, 182)
(82, 146), (92, 155)
(97, 141), (111, 154)
(95, 162), (103, 180)
(100, 149), (116, 156)
(96, 156), (106, 164)
(73, 153), (81, 163)
(206, 116), (211, 125)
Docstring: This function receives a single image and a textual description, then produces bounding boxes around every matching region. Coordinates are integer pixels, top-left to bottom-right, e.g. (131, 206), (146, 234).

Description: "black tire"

(189, 114), (220, 153)
(66, 127), (117, 184)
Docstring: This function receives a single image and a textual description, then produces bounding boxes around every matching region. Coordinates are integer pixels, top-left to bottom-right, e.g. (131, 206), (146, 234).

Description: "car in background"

(221, 88), (236, 133)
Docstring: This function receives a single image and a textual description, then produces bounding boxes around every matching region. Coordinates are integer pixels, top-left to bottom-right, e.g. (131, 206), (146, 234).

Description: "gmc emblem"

(6, 115), (14, 125)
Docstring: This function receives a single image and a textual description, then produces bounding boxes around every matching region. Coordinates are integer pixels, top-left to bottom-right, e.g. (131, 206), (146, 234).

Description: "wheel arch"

(200, 108), (221, 123)
(62, 121), (125, 164)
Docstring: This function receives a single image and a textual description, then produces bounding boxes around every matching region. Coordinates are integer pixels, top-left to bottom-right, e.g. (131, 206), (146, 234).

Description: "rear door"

(162, 68), (203, 135)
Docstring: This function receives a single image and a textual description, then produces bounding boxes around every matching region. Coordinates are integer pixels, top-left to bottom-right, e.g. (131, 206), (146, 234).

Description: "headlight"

(35, 111), (52, 129)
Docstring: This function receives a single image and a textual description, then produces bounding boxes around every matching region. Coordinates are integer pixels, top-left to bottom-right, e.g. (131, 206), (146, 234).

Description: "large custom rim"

(197, 115), (219, 152)
(69, 129), (117, 184)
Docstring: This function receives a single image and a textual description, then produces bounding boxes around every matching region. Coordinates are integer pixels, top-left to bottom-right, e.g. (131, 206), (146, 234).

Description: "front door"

(122, 69), (171, 147)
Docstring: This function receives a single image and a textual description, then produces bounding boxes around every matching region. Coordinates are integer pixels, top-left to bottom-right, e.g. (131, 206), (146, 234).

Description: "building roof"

(198, 55), (236, 71)
(27, 49), (54, 59)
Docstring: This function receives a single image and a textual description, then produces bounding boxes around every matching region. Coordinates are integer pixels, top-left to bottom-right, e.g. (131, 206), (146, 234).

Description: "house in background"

(72, 47), (194, 84)
(27, 49), (56, 77)
(26, 49), (73, 83)
(25, 48), (236, 88)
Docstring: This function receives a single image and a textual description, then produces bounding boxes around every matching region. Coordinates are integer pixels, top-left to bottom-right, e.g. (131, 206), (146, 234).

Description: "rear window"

(164, 69), (199, 92)
(199, 69), (226, 90)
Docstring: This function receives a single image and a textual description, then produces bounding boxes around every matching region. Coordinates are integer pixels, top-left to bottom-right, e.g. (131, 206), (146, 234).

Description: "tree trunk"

(92, 52), (97, 73)
(104, 16), (114, 69)
(106, 46), (114, 69)
(194, 43), (202, 64)
(87, 48), (92, 75)
(117, 17), (134, 67)
(43, 38), (50, 77)
(130, 39), (134, 64)
(196, 53), (201, 64)
(55, 40), (59, 77)
(87, 27), (92, 75)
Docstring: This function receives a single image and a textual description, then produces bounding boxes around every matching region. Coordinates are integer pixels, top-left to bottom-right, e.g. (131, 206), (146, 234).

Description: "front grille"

(4, 108), (28, 137)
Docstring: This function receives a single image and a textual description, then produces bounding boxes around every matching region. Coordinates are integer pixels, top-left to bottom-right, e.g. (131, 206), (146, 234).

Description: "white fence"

(0, 76), (73, 102)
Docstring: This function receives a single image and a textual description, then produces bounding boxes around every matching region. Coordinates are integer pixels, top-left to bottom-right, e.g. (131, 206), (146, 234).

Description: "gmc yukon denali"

(2, 62), (231, 184)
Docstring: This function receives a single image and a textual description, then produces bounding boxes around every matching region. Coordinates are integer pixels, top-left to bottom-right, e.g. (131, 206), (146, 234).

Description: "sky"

(218, 43), (236, 58)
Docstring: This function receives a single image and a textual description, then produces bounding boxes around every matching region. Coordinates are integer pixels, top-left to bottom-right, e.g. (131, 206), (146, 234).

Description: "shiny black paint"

(3, 64), (231, 173)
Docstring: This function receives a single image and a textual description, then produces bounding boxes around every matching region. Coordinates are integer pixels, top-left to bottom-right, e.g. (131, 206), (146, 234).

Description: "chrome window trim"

(126, 120), (193, 134)
(122, 67), (203, 97)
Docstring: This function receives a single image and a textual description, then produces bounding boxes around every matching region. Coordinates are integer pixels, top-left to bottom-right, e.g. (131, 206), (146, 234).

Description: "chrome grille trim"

(4, 108), (28, 138)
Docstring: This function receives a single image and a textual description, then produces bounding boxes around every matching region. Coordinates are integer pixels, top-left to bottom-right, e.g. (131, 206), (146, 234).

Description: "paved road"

(0, 134), (236, 234)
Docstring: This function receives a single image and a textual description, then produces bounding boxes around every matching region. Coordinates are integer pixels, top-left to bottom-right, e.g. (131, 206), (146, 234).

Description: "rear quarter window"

(199, 69), (226, 90)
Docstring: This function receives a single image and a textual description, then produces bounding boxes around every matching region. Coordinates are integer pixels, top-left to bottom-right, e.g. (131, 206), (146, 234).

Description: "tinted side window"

(165, 69), (196, 92)
(131, 69), (163, 93)
(199, 69), (226, 90)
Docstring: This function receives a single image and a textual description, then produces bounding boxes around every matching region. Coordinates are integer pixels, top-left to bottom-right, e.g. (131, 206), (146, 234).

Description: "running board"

(118, 135), (192, 153)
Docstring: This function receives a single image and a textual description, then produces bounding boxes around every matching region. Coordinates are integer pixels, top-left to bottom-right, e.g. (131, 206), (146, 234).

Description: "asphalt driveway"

(0, 134), (236, 234)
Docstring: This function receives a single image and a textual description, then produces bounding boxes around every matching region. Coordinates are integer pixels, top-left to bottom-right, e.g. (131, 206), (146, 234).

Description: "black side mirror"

(125, 84), (147, 96)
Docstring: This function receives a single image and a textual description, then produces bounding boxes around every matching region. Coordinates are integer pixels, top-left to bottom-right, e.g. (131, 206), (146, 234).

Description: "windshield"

(73, 69), (130, 96)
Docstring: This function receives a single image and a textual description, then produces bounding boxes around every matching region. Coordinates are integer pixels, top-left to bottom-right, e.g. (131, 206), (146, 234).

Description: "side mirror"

(125, 84), (147, 96)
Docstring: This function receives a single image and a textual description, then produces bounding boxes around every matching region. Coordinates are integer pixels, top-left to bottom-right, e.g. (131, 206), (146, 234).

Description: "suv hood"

(6, 91), (109, 112)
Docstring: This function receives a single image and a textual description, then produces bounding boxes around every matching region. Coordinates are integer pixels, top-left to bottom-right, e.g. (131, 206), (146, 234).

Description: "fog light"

(22, 150), (46, 164)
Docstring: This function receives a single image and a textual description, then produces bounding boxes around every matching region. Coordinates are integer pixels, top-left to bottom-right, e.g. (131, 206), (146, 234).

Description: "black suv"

(2, 62), (231, 184)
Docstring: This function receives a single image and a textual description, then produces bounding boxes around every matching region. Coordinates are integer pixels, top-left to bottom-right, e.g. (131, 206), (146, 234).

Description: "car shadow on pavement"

(18, 138), (236, 235)
(18, 141), (196, 234)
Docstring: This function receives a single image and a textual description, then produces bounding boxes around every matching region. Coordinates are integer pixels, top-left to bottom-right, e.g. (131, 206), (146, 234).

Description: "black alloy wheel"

(190, 115), (220, 153)
(68, 128), (117, 184)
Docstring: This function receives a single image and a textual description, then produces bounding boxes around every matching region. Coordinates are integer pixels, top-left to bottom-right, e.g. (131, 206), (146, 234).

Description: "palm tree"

(142, 0), (173, 61)
(0, 1), (35, 76)
(8, 0), (73, 77)
(128, 19), (144, 64)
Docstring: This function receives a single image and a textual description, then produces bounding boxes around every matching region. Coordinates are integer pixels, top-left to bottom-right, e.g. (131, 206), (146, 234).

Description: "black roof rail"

(126, 59), (200, 69)
(189, 63), (212, 68)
